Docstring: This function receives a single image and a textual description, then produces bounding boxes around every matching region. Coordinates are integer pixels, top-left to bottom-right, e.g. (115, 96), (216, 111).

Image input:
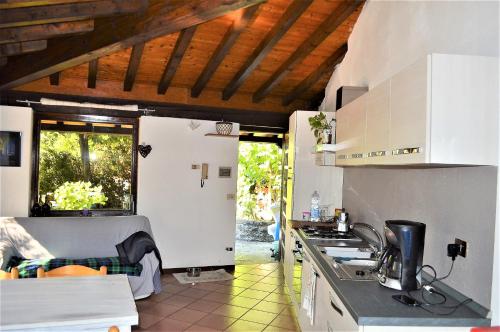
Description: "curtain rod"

(15, 99), (156, 115)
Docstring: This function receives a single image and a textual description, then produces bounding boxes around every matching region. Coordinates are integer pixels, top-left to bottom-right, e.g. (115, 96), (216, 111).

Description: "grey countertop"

(296, 229), (491, 327)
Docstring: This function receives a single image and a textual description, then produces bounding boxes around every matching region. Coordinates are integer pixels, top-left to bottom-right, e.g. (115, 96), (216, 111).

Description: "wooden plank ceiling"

(0, 0), (364, 114)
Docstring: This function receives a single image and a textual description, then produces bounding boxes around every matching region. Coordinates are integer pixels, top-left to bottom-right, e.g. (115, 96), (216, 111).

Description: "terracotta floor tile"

(234, 266), (254, 273)
(138, 312), (164, 329)
(228, 296), (261, 309)
(259, 277), (285, 286)
(263, 325), (296, 332)
(196, 313), (237, 330)
(203, 292), (234, 304)
(263, 293), (291, 304)
(239, 309), (278, 325)
(238, 289), (270, 300)
(248, 283), (277, 292)
(253, 300), (288, 314)
(212, 304), (249, 319)
(185, 299), (223, 313)
(279, 305), (296, 317)
(269, 314), (299, 330)
(149, 291), (176, 303)
(272, 286), (290, 295)
(168, 308), (208, 324)
(185, 325), (222, 332)
(222, 279), (256, 288)
(141, 302), (181, 318)
(236, 274), (264, 282)
(164, 284), (190, 294)
(245, 269), (271, 277)
(214, 284), (246, 296)
(178, 288), (212, 299)
(258, 263), (279, 271)
(136, 298), (157, 312)
(225, 319), (267, 332)
(161, 294), (197, 308)
(148, 317), (193, 331)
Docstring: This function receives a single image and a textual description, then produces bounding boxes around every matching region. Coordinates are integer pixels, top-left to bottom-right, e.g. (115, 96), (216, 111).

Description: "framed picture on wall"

(0, 131), (21, 167)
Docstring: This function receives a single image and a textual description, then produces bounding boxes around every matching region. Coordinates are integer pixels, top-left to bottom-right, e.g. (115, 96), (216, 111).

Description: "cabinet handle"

(295, 258), (303, 263)
(368, 150), (387, 157)
(330, 300), (343, 316)
(351, 153), (364, 159)
(337, 154), (348, 160)
(392, 147), (422, 155)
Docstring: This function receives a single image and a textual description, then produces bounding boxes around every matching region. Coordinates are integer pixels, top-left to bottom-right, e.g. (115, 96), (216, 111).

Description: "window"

(31, 111), (138, 216)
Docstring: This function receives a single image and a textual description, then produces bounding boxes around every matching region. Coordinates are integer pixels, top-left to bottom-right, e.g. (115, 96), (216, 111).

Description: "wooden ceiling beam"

(157, 26), (197, 95)
(0, 0), (265, 90)
(123, 42), (144, 91)
(0, 57), (7, 66)
(49, 72), (60, 86)
(222, 0), (313, 101)
(252, 0), (363, 103)
(0, 40), (47, 56)
(0, 0), (148, 28)
(0, 1), (96, 10)
(282, 43), (347, 106)
(191, 5), (259, 98)
(0, 20), (94, 44)
(87, 59), (98, 89)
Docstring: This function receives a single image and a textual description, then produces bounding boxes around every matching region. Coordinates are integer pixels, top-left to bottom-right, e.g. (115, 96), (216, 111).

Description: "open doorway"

(235, 135), (282, 265)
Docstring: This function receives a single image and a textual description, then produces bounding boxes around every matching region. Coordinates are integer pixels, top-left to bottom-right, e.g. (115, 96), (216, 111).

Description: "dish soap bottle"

(310, 191), (320, 222)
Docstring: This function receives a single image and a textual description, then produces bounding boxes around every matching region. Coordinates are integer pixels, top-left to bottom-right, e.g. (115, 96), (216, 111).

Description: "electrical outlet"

(225, 247), (233, 251)
(455, 238), (467, 258)
(226, 194), (235, 200)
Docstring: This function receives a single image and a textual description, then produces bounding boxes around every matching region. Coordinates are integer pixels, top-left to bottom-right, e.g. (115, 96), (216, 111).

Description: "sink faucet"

(350, 223), (385, 257)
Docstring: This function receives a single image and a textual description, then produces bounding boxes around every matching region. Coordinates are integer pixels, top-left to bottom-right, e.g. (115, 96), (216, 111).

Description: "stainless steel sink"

(334, 258), (378, 267)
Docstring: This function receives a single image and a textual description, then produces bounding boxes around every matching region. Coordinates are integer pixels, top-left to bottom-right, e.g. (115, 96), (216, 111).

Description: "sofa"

(0, 215), (161, 299)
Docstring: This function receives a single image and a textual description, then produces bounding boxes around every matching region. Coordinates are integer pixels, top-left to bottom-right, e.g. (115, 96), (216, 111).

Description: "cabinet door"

(365, 80), (391, 164)
(283, 229), (295, 297)
(389, 57), (429, 164)
(316, 276), (359, 332)
(335, 95), (366, 166)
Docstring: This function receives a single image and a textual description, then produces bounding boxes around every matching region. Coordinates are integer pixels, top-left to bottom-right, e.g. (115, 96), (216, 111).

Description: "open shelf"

(205, 133), (239, 138)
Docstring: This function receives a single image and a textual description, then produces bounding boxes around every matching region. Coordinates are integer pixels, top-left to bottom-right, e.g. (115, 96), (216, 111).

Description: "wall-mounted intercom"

(201, 163), (208, 187)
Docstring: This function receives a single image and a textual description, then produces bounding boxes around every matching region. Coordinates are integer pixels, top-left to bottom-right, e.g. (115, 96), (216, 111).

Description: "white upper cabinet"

(336, 94), (367, 166)
(335, 54), (498, 166)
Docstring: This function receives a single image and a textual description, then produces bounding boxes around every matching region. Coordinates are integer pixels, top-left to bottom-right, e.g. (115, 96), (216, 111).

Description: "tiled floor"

(134, 263), (300, 331)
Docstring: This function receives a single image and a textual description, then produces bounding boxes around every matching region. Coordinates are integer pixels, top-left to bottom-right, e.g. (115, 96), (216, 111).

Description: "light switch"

(227, 194), (235, 200)
(192, 164), (200, 169)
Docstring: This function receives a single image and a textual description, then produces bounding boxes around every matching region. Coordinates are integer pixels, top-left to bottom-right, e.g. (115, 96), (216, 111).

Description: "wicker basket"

(216, 121), (233, 135)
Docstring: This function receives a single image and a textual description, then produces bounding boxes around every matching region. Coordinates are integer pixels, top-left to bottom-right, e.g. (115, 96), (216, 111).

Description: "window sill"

(30, 210), (135, 217)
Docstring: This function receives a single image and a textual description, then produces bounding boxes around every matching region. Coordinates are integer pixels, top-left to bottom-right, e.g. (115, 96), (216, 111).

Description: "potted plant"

(308, 112), (335, 144)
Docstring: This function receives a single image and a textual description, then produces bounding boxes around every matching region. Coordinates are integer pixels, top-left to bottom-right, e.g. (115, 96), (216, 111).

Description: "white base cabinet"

(336, 53), (498, 166)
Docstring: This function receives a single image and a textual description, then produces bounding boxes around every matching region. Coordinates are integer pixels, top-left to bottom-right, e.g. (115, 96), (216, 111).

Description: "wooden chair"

(0, 267), (19, 280)
(37, 265), (107, 278)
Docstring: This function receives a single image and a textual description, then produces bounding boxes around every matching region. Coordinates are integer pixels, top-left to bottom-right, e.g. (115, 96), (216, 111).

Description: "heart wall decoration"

(138, 144), (152, 158)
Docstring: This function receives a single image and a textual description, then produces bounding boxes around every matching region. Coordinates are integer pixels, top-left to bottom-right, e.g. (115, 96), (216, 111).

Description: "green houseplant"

(308, 112), (334, 144)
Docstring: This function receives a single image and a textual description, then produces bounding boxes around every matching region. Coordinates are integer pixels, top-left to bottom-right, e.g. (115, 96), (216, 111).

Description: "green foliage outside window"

(237, 142), (282, 221)
(54, 181), (107, 210)
(39, 131), (132, 210)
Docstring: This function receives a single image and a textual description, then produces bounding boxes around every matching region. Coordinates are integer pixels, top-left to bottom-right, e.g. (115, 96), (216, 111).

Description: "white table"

(0, 274), (138, 331)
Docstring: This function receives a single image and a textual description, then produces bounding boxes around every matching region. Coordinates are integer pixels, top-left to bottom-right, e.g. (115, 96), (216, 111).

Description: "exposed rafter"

(0, 0), (148, 28)
(88, 59), (98, 89)
(0, 40), (47, 56)
(282, 43), (347, 106)
(157, 26), (197, 95)
(0, 0), (265, 90)
(0, 20), (94, 44)
(124, 42), (145, 91)
(252, 0), (363, 103)
(222, 0), (313, 101)
(191, 5), (259, 98)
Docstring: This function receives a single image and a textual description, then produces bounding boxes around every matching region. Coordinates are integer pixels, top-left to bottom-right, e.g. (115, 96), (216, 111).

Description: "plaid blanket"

(7, 256), (142, 278)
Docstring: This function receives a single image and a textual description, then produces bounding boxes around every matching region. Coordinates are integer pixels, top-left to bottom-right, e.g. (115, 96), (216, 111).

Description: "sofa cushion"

(10, 256), (143, 278)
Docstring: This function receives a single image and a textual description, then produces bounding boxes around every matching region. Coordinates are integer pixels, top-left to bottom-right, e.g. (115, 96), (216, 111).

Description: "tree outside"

(39, 130), (132, 210)
(237, 142), (282, 221)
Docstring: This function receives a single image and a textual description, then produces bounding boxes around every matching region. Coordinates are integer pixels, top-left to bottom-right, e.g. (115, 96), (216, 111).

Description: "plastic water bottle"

(310, 191), (320, 222)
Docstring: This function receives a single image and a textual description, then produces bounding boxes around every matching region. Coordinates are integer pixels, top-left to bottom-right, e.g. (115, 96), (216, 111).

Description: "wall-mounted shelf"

(205, 133), (239, 138)
(315, 144), (338, 153)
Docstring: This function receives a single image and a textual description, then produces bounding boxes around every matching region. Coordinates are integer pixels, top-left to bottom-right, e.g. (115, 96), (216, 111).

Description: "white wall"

(137, 117), (239, 268)
(0, 106), (32, 217)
